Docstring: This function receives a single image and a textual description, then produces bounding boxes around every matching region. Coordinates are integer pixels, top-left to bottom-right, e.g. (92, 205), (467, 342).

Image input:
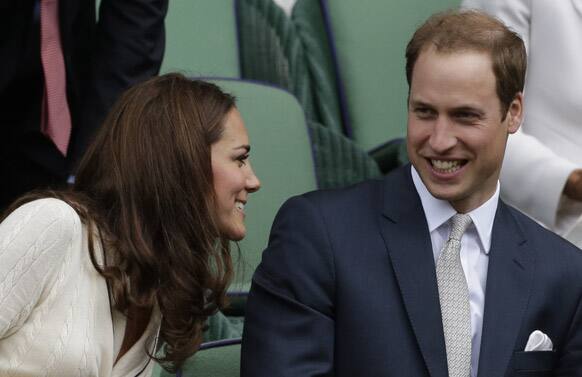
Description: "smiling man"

(407, 47), (522, 214)
(242, 10), (582, 377)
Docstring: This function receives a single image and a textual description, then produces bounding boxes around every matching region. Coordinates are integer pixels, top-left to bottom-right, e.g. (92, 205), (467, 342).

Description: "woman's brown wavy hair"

(4, 73), (236, 371)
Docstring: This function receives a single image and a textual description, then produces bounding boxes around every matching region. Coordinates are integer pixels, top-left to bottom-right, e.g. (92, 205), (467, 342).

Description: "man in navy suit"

(241, 10), (582, 377)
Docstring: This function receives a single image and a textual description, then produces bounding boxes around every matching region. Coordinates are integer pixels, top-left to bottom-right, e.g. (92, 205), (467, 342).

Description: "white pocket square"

(525, 330), (553, 351)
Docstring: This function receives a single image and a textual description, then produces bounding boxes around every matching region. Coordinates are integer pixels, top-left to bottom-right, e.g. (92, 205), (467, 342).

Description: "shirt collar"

(410, 166), (499, 253)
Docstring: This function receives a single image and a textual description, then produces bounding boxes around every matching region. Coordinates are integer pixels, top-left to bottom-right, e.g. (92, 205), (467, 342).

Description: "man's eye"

(414, 108), (436, 119)
(455, 112), (480, 122)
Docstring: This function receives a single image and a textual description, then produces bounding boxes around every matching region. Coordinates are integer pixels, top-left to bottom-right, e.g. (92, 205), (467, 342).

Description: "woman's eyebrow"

(234, 145), (251, 152)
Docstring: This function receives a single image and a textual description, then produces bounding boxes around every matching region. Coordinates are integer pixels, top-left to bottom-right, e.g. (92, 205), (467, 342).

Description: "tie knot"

(449, 213), (472, 241)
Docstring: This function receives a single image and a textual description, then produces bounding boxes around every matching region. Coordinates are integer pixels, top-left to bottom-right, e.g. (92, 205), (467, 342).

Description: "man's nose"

(428, 117), (457, 153)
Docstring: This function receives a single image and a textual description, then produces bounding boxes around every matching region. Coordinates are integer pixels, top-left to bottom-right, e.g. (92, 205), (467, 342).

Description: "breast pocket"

(511, 351), (558, 376)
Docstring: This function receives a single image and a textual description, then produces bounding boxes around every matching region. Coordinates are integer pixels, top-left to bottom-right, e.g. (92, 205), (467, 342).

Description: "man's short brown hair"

(405, 10), (526, 116)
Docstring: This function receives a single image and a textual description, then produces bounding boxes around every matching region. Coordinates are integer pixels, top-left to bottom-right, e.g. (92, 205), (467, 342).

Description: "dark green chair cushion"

(309, 120), (381, 189)
(237, 0), (344, 135)
(154, 338), (242, 377)
(237, 0), (384, 187)
(369, 138), (410, 174)
(203, 311), (243, 342)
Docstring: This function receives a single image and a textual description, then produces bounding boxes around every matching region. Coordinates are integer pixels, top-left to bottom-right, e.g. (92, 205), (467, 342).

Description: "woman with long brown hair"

(0, 73), (260, 376)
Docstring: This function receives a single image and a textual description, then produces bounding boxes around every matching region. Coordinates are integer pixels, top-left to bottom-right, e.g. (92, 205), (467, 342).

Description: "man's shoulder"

(301, 178), (383, 206)
(298, 165), (409, 209)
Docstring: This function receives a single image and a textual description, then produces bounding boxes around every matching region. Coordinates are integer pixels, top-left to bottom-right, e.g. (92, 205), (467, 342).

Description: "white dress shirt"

(411, 167), (499, 377)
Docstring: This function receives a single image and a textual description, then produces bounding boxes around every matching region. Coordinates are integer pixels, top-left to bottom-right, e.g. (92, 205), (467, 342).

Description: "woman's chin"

(223, 228), (246, 242)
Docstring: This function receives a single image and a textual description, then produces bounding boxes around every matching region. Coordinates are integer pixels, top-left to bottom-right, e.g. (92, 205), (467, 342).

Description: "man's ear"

(506, 92), (524, 134)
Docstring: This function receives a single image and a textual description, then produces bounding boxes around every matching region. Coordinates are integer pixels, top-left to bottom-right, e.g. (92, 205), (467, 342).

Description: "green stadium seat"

(236, 0), (382, 188)
(321, 0), (461, 149)
(309, 120), (381, 188)
(162, 0), (240, 77)
(154, 339), (242, 377)
(237, 0), (344, 135)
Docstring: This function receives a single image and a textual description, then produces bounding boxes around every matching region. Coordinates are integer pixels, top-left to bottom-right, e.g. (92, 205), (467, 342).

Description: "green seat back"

(323, 0), (461, 149)
(162, 0), (240, 76)
(308, 120), (380, 189)
(238, 0), (344, 135)
(209, 79), (317, 292)
(154, 339), (242, 377)
(237, 0), (382, 189)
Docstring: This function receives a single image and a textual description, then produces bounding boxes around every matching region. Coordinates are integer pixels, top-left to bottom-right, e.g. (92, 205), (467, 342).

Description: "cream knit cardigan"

(0, 198), (161, 377)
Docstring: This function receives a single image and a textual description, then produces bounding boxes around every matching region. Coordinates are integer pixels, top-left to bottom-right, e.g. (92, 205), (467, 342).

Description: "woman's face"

(211, 108), (261, 241)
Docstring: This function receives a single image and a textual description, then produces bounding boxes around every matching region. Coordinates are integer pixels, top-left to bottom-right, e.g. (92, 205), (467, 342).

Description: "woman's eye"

(236, 154), (249, 166)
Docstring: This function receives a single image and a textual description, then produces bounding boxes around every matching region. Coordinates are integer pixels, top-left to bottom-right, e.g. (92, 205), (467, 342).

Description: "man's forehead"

(411, 47), (496, 85)
(409, 91), (487, 108)
(408, 48), (501, 110)
(417, 44), (493, 63)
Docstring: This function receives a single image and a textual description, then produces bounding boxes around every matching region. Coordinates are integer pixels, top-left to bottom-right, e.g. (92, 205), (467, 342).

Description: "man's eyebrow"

(409, 99), (434, 108)
(450, 106), (485, 116)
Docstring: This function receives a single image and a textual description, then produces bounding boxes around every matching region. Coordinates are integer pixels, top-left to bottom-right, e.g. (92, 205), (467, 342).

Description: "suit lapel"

(379, 167), (448, 377)
(477, 202), (534, 377)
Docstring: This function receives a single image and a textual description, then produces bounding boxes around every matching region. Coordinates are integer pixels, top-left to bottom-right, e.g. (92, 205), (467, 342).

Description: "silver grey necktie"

(436, 213), (473, 377)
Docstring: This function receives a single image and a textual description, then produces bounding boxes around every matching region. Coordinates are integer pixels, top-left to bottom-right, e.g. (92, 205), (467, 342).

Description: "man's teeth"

(235, 201), (245, 211)
(431, 159), (462, 173)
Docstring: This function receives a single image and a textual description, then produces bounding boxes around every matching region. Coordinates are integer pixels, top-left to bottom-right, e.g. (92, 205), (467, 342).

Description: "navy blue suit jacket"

(241, 165), (582, 376)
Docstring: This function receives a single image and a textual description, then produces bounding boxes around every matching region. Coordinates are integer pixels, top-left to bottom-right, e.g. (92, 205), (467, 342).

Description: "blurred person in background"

(462, 0), (582, 246)
(0, 0), (168, 212)
(0, 74), (261, 376)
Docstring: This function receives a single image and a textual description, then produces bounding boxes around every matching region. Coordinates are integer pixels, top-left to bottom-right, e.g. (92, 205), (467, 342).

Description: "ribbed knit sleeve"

(0, 198), (78, 339)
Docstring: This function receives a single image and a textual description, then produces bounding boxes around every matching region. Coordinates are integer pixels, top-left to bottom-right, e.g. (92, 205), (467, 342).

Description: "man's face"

(406, 47), (522, 213)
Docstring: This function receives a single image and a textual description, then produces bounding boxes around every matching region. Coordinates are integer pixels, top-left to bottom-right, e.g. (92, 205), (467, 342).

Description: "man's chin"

(424, 183), (464, 203)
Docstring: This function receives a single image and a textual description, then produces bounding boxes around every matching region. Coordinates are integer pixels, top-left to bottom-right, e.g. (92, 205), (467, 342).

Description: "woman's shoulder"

(0, 198), (83, 257)
(5, 197), (80, 223)
(0, 198), (91, 348)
